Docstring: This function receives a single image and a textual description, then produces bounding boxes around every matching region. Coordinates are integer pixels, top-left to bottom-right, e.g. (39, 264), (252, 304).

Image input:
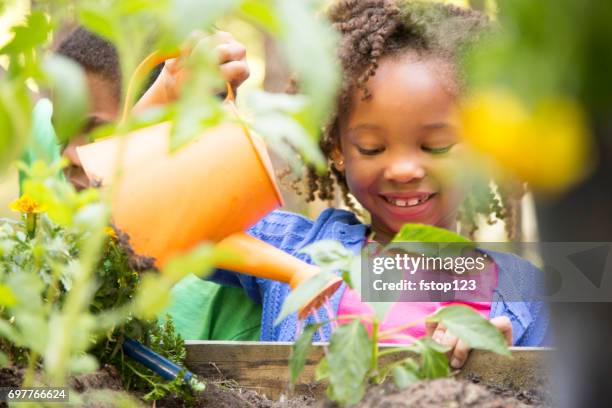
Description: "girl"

(210, 0), (549, 367)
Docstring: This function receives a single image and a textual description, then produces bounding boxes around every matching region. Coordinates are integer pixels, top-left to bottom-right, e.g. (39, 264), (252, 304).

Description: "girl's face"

(336, 53), (466, 243)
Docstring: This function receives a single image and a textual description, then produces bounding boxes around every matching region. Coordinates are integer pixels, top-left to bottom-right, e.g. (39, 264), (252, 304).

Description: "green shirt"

(22, 99), (262, 341)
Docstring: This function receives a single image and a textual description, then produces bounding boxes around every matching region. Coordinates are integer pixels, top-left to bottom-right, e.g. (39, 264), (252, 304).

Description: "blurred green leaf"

(392, 362), (419, 389)
(327, 320), (372, 405)
(78, 7), (120, 43)
(427, 304), (511, 356)
(42, 55), (90, 144)
(393, 224), (473, 244)
(162, 242), (217, 283)
(170, 0), (240, 40)
(289, 323), (318, 384)
(315, 356), (329, 381)
(134, 274), (172, 320)
(0, 10), (52, 56)
(239, 0), (282, 34)
(0, 351), (8, 368)
(277, 0), (340, 127)
(0, 284), (17, 306)
(69, 353), (99, 374)
(369, 302), (393, 322)
(299, 239), (353, 270)
(0, 79), (32, 174)
(275, 270), (336, 325)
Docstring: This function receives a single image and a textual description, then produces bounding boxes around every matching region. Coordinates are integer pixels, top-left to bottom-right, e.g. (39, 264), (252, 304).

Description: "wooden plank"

(185, 341), (552, 401)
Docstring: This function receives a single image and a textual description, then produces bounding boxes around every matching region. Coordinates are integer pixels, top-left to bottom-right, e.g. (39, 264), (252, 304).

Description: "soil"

(0, 366), (548, 408)
(315, 378), (550, 408)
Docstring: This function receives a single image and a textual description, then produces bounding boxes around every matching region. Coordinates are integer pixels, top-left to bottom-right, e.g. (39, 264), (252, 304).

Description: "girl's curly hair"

(302, 0), (520, 238)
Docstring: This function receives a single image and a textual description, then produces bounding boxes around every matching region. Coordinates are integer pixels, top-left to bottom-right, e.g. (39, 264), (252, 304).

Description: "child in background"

(21, 26), (263, 341)
(209, 0), (549, 368)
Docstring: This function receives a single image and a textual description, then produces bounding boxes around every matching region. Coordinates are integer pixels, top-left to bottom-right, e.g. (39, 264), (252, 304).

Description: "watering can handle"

(121, 50), (235, 123)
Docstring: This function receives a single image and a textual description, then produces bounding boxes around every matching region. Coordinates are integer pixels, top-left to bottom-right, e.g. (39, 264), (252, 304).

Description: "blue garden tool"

(122, 337), (201, 388)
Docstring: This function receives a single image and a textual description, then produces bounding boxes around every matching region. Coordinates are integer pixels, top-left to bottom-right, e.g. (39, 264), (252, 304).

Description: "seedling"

(283, 224), (510, 406)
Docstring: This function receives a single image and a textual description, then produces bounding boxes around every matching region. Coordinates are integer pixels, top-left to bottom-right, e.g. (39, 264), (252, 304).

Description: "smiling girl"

(210, 0), (549, 367)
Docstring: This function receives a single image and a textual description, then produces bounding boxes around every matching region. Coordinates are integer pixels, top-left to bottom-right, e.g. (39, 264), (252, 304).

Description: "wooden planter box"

(185, 341), (552, 400)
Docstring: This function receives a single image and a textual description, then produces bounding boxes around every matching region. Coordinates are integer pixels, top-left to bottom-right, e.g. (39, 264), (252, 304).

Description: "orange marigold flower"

(9, 193), (46, 214)
(104, 226), (118, 240)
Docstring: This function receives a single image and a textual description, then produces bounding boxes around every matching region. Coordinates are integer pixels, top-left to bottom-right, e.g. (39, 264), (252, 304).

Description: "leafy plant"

(0, 163), (215, 404)
(284, 224), (510, 406)
(1, 0), (341, 405)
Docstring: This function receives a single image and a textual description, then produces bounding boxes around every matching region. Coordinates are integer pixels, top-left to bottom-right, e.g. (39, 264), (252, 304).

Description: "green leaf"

(315, 357), (329, 381)
(277, 0), (340, 126)
(390, 224), (475, 258)
(393, 224), (473, 244)
(410, 337), (451, 354)
(0, 11), (52, 56)
(162, 242), (217, 283)
(78, 8), (119, 43)
(0, 351), (8, 368)
(420, 345), (450, 379)
(392, 363), (420, 389)
(134, 274), (172, 320)
(42, 55), (90, 144)
(369, 302), (393, 322)
(0, 79), (32, 175)
(275, 271), (336, 325)
(289, 324), (318, 384)
(69, 354), (99, 374)
(170, 0), (240, 40)
(239, 1), (282, 34)
(427, 305), (511, 356)
(327, 320), (372, 405)
(299, 240), (353, 270)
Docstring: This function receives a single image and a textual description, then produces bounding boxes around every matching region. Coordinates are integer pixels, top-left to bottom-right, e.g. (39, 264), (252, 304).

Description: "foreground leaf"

(392, 362), (420, 389)
(428, 305), (511, 356)
(327, 320), (372, 405)
(299, 240), (354, 270)
(275, 271), (336, 325)
(289, 324), (318, 384)
(315, 357), (329, 381)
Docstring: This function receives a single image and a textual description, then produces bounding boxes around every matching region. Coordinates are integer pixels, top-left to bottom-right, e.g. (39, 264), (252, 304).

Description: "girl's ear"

(330, 148), (345, 172)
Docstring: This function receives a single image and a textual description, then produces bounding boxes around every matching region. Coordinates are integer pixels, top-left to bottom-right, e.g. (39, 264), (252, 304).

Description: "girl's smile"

(335, 52), (465, 243)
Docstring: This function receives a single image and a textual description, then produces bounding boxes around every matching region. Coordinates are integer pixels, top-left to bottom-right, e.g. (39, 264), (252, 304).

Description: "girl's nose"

(383, 157), (426, 183)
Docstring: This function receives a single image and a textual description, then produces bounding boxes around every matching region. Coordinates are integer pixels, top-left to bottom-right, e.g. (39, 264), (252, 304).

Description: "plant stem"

(377, 347), (413, 357)
(25, 213), (37, 239)
(22, 350), (38, 387)
(378, 317), (425, 339)
(370, 318), (380, 383)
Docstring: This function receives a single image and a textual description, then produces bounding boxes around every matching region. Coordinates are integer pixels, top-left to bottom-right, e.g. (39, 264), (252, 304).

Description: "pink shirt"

(337, 261), (499, 343)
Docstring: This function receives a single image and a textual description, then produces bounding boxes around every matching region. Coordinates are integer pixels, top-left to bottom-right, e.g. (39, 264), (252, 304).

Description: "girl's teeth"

(388, 196), (429, 207)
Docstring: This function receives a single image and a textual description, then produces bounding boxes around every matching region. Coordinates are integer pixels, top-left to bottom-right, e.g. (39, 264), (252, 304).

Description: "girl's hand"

(426, 316), (513, 369)
(134, 31), (249, 111)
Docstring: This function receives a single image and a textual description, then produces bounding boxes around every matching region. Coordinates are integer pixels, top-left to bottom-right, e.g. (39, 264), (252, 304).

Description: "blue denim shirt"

(210, 208), (550, 346)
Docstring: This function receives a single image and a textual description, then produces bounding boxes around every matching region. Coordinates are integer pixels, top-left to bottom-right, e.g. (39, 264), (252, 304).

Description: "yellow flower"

(0, 284), (17, 307)
(8, 193), (46, 214)
(104, 226), (118, 240)
(459, 89), (592, 193)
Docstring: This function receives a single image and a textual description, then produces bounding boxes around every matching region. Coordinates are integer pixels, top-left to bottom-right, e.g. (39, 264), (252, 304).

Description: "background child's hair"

(303, 0), (519, 238)
(55, 27), (163, 102)
(56, 27), (122, 100)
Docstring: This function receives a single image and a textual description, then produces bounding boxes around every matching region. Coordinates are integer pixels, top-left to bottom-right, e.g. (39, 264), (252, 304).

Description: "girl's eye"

(422, 144), (456, 155)
(357, 146), (385, 156)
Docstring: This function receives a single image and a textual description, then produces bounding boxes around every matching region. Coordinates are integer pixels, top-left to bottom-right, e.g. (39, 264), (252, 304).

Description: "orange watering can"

(76, 51), (341, 318)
